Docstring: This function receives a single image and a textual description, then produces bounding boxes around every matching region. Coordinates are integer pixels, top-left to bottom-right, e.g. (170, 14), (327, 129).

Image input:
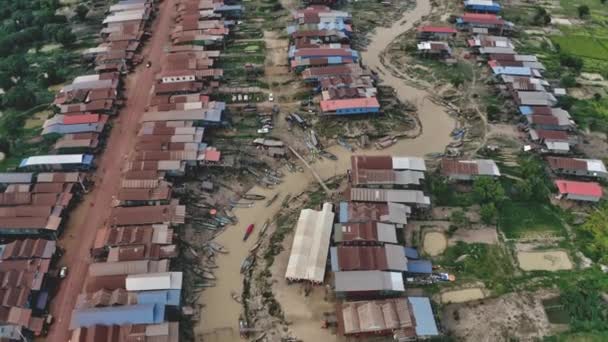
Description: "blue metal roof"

(407, 260), (432, 274)
(492, 66), (532, 76)
(408, 297), (439, 336)
(70, 304), (165, 328)
(404, 247), (419, 259)
(330, 247), (339, 272)
(519, 106), (533, 115)
(339, 202), (348, 223)
(136, 290), (181, 306)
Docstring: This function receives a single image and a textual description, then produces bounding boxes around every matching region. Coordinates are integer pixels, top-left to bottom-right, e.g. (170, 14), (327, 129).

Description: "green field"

(498, 202), (567, 239)
(551, 35), (608, 61)
(560, 0), (608, 15)
(436, 243), (515, 293)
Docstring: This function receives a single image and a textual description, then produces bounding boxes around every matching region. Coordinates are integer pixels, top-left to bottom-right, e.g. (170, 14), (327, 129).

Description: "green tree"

(0, 54), (28, 78)
(561, 74), (577, 88)
(473, 177), (505, 204)
(559, 53), (584, 73)
(75, 5), (89, 21)
(480, 203), (497, 224)
(578, 5), (590, 18)
(532, 7), (551, 26)
(601, 0), (607, 4)
(55, 27), (76, 47)
(2, 86), (36, 110)
(0, 71), (13, 90)
(578, 204), (608, 263)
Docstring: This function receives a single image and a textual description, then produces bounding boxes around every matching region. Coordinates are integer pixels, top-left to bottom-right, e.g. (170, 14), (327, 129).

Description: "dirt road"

(197, 0), (456, 339)
(44, 1), (175, 340)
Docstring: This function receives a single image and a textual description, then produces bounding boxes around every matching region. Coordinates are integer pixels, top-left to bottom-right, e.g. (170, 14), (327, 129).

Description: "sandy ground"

(197, 0), (457, 338)
(440, 288), (486, 304)
(517, 251), (573, 271)
(441, 291), (559, 341)
(423, 231), (448, 256)
(44, 1), (177, 340)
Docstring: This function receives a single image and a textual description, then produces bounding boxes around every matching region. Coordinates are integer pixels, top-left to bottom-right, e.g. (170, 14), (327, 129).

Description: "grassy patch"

(498, 202), (566, 239)
(551, 35), (608, 61)
(436, 243), (516, 294)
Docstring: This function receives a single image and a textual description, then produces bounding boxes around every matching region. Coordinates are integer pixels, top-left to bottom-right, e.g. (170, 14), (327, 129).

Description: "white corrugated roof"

(23, 154), (84, 166)
(126, 272), (183, 291)
(392, 157), (426, 171)
(285, 203), (335, 282)
(586, 159), (607, 173)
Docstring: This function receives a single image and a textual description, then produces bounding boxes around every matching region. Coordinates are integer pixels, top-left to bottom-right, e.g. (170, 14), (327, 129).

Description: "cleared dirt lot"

(517, 251), (573, 271)
(440, 288), (486, 304)
(442, 292), (559, 342)
(423, 231), (448, 256)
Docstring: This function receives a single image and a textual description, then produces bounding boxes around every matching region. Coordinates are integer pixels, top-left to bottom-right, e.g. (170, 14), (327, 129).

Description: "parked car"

(268, 93), (274, 102)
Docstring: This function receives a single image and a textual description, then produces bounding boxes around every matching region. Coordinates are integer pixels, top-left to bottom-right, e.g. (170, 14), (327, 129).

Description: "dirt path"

(44, 1), (176, 340)
(197, 0), (457, 338)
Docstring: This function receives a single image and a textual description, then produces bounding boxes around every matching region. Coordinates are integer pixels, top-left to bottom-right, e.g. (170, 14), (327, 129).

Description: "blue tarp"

(339, 202), (348, 223)
(492, 66), (532, 76)
(407, 260), (432, 274)
(70, 304), (165, 329)
(408, 297), (439, 336)
(404, 247), (419, 259)
(136, 290), (181, 306)
(35, 291), (49, 310)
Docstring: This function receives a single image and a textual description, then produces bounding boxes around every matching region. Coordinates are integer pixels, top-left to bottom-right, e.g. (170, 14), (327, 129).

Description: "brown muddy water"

(196, 0), (456, 339)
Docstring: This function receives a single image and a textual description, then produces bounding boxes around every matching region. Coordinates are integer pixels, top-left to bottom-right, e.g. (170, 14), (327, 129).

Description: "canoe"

(240, 254), (255, 274)
(201, 271), (216, 280)
(243, 224), (254, 241)
(208, 241), (228, 254)
(319, 150), (338, 160)
(265, 193), (279, 207)
(243, 194), (266, 201)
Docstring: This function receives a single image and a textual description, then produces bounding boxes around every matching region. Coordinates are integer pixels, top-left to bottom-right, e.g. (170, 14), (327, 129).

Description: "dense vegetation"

(0, 0), (91, 169)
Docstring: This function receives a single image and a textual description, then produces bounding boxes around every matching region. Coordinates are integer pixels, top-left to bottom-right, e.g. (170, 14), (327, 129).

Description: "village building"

(554, 180), (603, 202)
(547, 157), (608, 179)
(333, 270), (405, 298)
(416, 26), (457, 40)
(440, 159), (501, 180)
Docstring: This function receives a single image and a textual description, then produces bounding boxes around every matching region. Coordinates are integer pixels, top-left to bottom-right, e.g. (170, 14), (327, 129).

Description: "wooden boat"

(208, 241), (228, 254)
(265, 193), (279, 207)
(201, 271), (216, 280)
(249, 242), (261, 253)
(319, 150), (338, 161)
(243, 194), (266, 201)
(240, 254), (255, 274)
(231, 291), (242, 303)
(243, 224), (254, 241)
(259, 220), (269, 236)
(337, 138), (354, 152)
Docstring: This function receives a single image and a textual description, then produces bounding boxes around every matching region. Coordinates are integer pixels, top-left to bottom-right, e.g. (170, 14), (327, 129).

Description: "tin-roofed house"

(338, 201), (411, 225)
(416, 26), (457, 40)
(417, 41), (452, 58)
(554, 180), (603, 202)
(333, 221), (400, 245)
(19, 154), (94, 171)
(440, 159), (501, 181)
(330, 244), (408, 272)
(547, 157), (608, 179)
(464, 0), (501, 13)
(333, 270), (404, 298)
(320, 97), (380, 116)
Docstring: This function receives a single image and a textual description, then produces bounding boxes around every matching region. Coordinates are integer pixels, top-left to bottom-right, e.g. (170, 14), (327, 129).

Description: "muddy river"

(196, 0), (455, 339)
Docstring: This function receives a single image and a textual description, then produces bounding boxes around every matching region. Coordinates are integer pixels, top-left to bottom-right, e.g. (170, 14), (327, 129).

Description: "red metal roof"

(534, 129), (568, 141)
(555, 180), (603, 197)
(417, 26), (457, 33)
(320, 97), (380, 112)
(461, 13), (504, 25)
(440, 159), (479, 175)
(546, 157), (587, 171)
(529, 115), (558, 125)
(336, 246), (388, 271)
(63, 114), (101, 125)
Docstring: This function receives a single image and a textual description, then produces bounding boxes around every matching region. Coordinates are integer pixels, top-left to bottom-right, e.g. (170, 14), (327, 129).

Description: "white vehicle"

(257, 127), (270, 134)
(59, 266), (68, 279)
(268, 93), (274, 102)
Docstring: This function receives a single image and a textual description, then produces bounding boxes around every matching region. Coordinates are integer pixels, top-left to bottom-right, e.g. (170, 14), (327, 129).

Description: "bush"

(561, 74), (577, 88)
(480, 203), (498, 224)
(75, 5), (89, 21)
(559, 53), (584, 73)
(578, 5), (590, 18)
(473, 177), (505, 204)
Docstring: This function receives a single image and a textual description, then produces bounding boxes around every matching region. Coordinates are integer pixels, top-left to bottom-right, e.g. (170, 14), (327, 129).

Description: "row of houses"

(284, 155), (440, 340)
(67, 0), (244, 340)
(288, 6), (381, 116)
(455, 4), (605, 202)
(0, 0), (167, 339)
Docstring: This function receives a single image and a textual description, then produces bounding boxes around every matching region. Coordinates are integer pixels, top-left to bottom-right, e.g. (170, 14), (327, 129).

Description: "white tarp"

(285, 203), (335, 283)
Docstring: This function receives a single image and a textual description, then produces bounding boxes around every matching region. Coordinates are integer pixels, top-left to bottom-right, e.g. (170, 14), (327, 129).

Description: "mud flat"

(440, 288), (486, 304)
(517, 251), (573, 271)
(423, 231), (448, 256)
